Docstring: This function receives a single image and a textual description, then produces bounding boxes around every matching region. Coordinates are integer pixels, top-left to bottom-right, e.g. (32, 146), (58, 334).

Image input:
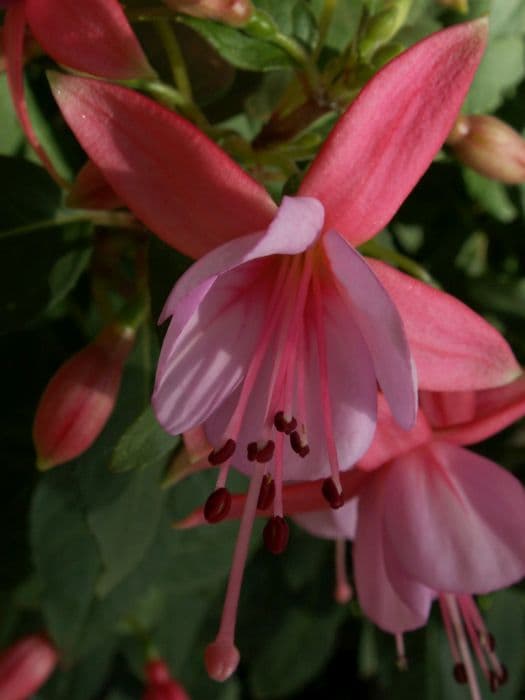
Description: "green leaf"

(180, 17), (294, 71)
(0, 156), (61, 230)
(249, 606), (343, 697)
(465, 36), (525, 113)
(30, 469), (101, 659)
(463, 169), (518, 223)
(0, 75), (24, 156)
(110, 406), (179, 473)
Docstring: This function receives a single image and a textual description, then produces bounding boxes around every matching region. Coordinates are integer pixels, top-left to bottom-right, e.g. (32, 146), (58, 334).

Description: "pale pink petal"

(49, 73), (277, 259)
(359, 395), (432, 471)
(384, 443), (525, 594)
(294, 500), (358, 540)
(369, 260), (521, 390)
(299, 20), (488, 246)
(66, 160), (123, 210)
(435, 373), (525, 446)
(324, 232), (417, 429)
(205, 285), (377, 480)
(153, 258), (271, 435)
(354, 472), (433, 633)
(159, 196), (323, 325)
(4, 5), (65, 184)
(25, 0), (156, 80)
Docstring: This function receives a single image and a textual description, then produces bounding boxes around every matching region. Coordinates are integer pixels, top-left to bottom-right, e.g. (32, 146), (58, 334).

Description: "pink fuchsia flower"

(281, 378), (525, 698)
(163, 0), (253, 26)
(0, 633), (58, 700)
(48, 18), (524, 680)
(32, 322), (136, 469)
(1, 0), (155, 183)
(142, 660), (190, 700)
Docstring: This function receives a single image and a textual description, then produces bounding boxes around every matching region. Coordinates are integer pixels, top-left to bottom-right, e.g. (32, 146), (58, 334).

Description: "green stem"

(359, 239), (440, 287)
(313, 0), (336, 61)
(155, 20), (193, 103)
(0, 211), (141, 240)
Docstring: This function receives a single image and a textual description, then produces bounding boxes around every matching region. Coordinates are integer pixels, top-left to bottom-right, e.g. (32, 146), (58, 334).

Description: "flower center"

(203, 248), (345, 544)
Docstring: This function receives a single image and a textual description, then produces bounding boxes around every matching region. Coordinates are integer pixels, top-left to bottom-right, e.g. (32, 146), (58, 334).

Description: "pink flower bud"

(163, 0), (253, 26)
(448, 114), (525, 184)
(0, 634), (58, 700)
(142, 660), (190, 700)
(33, 324), (135, 469)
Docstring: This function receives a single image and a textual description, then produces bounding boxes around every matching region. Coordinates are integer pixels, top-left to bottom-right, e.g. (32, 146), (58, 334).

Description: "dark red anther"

(487, 632), (496, 652)
(498, 664), (508, 685)
(208, 439), (236, 465)
(274, 411), (297, 435)
(257, 474), (276, 510)
(204, 488), (232, 523)
(263, 516), (289, 554)
(256, 440), (275, 463)
(322, 477), (345, 509)
(489, 670), (500, 692)
(247, 440), (275, 463)
(453, 663), (468, 684)
(247, 442), (258, 461)
(290, 431), (310, 457)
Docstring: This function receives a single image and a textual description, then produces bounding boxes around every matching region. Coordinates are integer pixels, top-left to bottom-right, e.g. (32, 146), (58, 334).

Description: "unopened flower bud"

(359, 0), (412, 58)
(437, 0), (468, 13)
(163, 0), (253, 26)
(66, 160), (123, 211)
(448, 115), (525, 184)
(0, 633), (58, 700)
(142, 660), (190, 700)
(33, 323), (135, 469)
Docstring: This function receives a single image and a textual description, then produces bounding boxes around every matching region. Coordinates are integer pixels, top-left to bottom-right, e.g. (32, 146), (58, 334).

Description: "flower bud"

(142, 660), (190, 700)
(448, 115), (525, 184)
(163, 0), (253, 26)
(0, 634), (58, 700)
(33, 324), (135, 469)
(359, 0), (412, 58)
(437, 0), (468, 13)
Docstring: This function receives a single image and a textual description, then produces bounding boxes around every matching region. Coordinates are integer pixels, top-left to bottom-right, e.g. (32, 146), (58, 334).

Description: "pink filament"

(334, 539), (352, 604)
(213, 463), (265, 647)
(312, 273), (342, 493)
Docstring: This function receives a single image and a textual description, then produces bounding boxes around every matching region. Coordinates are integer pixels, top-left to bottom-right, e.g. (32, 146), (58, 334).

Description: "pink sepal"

(299, 19), (488, 246)
(49, 73), (277, 259)
(368, 260), (521, 390)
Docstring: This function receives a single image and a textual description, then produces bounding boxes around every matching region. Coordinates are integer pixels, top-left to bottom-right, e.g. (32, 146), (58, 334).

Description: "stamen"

(395, 634), (408, 671)
(206, 463), (265, 681)
(322, 477), (345, 509)
(312, 274), (343, 494)
(208, 439), (236, 466)
(334, 539), (352, 604)
(453, 663), (468, 684)
(204, 488), (232, 523)
(257, 474), (276, 510)
(246, 440), (275, 463)
(489, 671), (500, 692)
(274, 411), (297, 434)
(444, 594), (482, 700)
(290, 430), (310, 457)
(263, 516), (289, 554)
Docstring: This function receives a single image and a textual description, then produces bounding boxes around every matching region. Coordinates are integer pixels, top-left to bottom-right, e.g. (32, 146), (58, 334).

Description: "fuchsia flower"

(47, 17), (524, 680)
(0, 633), (58, 700)
(32, 323), (136, 469)
(142, 660), (190, 700)
(283, 380), (525, 699)
(1, 0), (155, 182)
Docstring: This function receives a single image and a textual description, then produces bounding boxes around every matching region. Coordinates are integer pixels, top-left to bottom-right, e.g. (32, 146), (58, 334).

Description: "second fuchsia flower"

(47, 17), (522, 681)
